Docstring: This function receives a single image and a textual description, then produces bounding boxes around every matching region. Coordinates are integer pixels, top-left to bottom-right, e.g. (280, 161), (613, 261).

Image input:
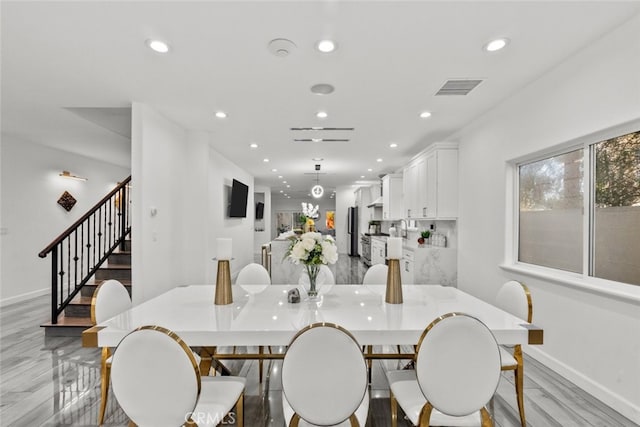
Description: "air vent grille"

(435, 79), (483, 96)
(290, 127), (355, 131)
(293, 138), (350, 143)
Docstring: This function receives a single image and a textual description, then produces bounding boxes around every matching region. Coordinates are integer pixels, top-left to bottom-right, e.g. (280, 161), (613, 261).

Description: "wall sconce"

(59, 170), (87, 181)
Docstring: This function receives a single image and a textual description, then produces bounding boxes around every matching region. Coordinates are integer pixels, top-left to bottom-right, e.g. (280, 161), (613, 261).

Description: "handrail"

(39, 176), (132, 324)
(39, 176), (132, 258)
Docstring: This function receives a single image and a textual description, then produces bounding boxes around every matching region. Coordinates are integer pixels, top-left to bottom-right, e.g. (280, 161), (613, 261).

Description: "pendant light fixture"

(311, 164), (324, 198)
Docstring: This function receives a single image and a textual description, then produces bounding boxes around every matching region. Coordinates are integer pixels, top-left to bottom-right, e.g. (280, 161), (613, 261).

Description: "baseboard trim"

(525, 346), (640, 424)
(0, 288), (50, 308)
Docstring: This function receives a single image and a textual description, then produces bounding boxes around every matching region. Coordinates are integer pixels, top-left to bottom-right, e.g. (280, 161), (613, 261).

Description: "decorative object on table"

(386, 237), (403, 304)
(214, 238), (233, 305)
(301, 202), (319, 233)
(57, 191), (77, 212)
(287, 288), (301, 303)
(418, 230), (431, 246)
(285, 232), (338, 298)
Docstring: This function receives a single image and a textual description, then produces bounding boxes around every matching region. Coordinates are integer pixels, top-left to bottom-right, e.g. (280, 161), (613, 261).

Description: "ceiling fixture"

(360, 175), (365, 178)
(263, 158), (269, 162)
(294, 138), (350, 143)
(316, 111), (328, 119)
(59, 170), (87, 181)
(367, 168), (373, 172)
(376, 158), (383, 162)
(310, 83), (335, 95)
(311, 165), (324, 198)
(316, 40), (337, 53)
(271, 168), (277, 172)
(215, 111), (227, 118)
(290, 127), (353, 131)
(312, 158), (324, 162)
(278, 175), (283, 179)
(389, 143), (398, 148)
(436, 79), (483, 96)
(419, 111), (432, 118)
(268, 38), (297, 57)
(250, 143), (258, 148)
(484, 38), (509, 52)
(146, 39), (170, 53)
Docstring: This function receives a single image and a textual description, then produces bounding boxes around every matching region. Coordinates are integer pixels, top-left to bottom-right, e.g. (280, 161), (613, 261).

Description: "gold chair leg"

(98, 347), (111, 425)
(235, 392), (244, 427)
(259, 346), (264, 383)
(199, 347), (215, 376)
(390, 390), (398, 427)
(366, 345), (373, 383)
(480, 407), (493, 427)
(418, 402), (434, 427)
(513, 345), (526, 427)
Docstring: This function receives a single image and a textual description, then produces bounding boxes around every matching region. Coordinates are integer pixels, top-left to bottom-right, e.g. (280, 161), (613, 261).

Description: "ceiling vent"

(290, 127), (355, 131)
(268, 38), (296, 57)
(435, 79), (483, 96)
(293, 138), (350, 143)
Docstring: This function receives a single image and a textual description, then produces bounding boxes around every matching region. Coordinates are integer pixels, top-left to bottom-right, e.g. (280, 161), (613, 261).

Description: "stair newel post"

(51, 246), (59, 324)
(119, 184), (127, 252)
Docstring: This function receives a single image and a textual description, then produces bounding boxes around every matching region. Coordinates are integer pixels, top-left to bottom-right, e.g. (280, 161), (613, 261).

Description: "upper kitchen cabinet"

(382, 173), (403, 220)
(403, 142), (458, 219)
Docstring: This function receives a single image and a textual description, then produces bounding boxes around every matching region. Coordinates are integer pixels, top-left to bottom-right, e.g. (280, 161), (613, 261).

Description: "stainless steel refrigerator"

(347, 206), (358, 256)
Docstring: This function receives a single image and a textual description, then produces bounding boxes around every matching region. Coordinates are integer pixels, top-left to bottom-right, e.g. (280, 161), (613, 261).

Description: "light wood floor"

(0, 256), (635, 426)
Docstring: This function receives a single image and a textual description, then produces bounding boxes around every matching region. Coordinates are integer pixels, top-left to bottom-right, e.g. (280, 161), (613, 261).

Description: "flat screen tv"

(255, 202), (265, 219)
(229, 179), (249, 218)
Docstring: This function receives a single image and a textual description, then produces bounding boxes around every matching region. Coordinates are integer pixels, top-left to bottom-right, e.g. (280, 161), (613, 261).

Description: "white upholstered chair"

(386, 313), (501, 427)
(496, 280), (532, 427)
(282, 323), (369, 426)
(235, 262), (272, 382)
(110, 325), (245, 427)
(362, 264), (388, 285)
(91, 279), (132, 425)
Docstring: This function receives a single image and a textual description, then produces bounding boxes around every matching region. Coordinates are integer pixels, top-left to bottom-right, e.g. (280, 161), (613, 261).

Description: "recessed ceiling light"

(215, 111), (227, 118)
(280, 190), (284, 193)
(263, 158), (269, 162)
(250, 143), (258, 148)
(317, 40), (337, 53)
(316, 111), (328, 119)
(367, 168), (373, 172)
(278, 175), (283, 179)
(312, 158), (324, 161)
(360, 175), (365, 178)
(311, 83), (335, 95)
(286, 185), (291, 188)
(311, 138), (322, 143)
(146, 39), (170, 53)
(419, 111), (432, 119)
(389, 143), (398, 148)
(376, 158), (383, 162)
(484, 38), (509, 52)
(283, 181), (287, 184)
(271, 168), (277, 172)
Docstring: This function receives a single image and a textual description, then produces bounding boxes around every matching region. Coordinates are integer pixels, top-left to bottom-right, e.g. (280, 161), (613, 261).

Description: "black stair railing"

(39, 176), (131, 324)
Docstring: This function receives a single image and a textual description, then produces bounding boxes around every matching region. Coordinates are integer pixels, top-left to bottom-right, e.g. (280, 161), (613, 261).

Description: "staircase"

(39, 176), (131, 337)
(42, 240), (132, 336)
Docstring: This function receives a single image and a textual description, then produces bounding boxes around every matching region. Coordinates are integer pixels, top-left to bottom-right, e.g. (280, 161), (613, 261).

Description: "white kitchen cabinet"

(425, 145), (458, 219)
(382, 173), (403, 220)
(403, 163), (417, 219)
(401, 249), (414, 284)
(371, 238), (386, 266)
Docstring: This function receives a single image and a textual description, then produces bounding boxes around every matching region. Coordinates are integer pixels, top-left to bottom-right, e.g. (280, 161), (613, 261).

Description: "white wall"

(206, 145), (254, 280)
(0, 136), (130, 306)
(335, 186), (356, 254)
(253, 185), (271, 255)
(453, 14), (640, 422)
(132, 105), (256, 303)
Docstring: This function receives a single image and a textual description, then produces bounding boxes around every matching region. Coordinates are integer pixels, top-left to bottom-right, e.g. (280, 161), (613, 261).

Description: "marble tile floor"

(0, 255), (635, 426)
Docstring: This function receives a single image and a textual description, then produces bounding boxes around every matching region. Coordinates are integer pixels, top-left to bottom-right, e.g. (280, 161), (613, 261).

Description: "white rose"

(321, 241), (338, 264)
(301, 237), (316, 251)
(290, 242), (308, 263)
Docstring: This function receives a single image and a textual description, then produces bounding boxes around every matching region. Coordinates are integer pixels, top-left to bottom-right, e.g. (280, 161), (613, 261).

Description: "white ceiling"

(3, 1), (639, 199)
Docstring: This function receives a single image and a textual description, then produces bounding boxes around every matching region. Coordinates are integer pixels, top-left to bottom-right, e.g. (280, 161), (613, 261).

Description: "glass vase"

(305, 264), (320, 298)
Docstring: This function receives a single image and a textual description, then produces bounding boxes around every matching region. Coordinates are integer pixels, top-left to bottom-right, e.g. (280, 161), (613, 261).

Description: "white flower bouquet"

(285, 232), (338, 296)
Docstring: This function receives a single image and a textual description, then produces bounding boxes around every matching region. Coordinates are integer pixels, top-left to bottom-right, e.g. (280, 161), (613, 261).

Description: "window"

(517, 129), (640, 286)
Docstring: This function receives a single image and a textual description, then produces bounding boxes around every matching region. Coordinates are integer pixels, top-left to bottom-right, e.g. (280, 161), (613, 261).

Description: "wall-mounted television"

(229, 179), (249, 218)
(255, 202), (265, 220)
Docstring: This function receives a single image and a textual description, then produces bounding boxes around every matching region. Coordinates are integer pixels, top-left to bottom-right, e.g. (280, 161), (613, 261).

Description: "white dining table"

(83, 284), (543, 349)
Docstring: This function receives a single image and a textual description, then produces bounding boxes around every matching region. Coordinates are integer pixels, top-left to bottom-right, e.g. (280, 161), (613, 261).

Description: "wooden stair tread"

(101, 264), (131, 269)
(69, 295), (93, 306)
(41, 314), (93, 328)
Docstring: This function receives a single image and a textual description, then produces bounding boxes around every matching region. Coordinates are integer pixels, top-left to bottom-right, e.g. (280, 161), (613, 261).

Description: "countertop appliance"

(347, 206), (359, 257)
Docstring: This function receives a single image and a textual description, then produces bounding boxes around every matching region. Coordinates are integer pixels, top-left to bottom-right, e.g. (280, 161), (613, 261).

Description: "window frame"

(504, 119), (640, 301)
